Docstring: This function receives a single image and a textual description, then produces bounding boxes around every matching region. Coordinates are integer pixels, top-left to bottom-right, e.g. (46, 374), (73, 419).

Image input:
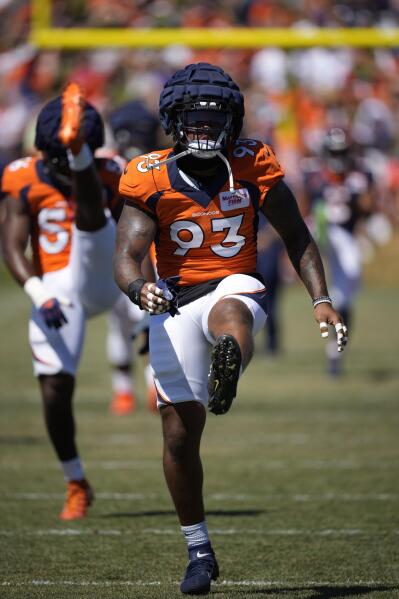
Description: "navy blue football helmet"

(159, 63), (244, 158)
(35, 96), (104, 161)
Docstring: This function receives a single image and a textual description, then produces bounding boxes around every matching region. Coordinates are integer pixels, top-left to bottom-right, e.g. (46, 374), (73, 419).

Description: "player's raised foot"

(59, 82), (84, 151)
(208, 334), (241, 415)
(180, 543), (219, 595)
(59, 479), (94, 520)
(110, 390), (136, 415)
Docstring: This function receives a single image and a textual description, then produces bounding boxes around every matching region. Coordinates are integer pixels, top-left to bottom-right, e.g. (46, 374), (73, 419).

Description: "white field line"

(0, 528), (398, 537)
(1, 459), (399, 471)
(143, 528), (399, 537)
(0, 460), (159, 471)
(1, 492), (398, 502)
(0, 579), (395, 588)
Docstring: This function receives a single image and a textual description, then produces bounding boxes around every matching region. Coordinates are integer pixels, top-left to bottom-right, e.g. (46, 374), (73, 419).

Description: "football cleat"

(208, 334), (241, 415)
(59, 479), (94, 520)
(59, 82), (85, 149)
(110, 391), (136, 415)
(180, 543), (219, 595)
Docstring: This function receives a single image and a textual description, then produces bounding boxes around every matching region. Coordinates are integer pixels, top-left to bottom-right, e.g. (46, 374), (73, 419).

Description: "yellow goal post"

(31, 0), (399, 48)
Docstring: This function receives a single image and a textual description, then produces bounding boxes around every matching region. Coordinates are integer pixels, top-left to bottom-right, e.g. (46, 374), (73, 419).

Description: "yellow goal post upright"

(31, 0), (399, 49)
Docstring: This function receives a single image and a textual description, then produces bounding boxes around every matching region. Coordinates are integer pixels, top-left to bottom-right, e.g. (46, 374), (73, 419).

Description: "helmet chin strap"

(146, 148), (235, 192)
(215, 150), (234, 192)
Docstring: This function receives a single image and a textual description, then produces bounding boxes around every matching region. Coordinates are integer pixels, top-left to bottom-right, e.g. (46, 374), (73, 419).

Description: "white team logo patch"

(219, 188), (250, 211)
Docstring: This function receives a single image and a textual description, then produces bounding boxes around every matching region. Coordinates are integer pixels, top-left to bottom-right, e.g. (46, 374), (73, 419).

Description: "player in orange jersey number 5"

(1, 84), (122, 521)
(113, 63), (348, 595)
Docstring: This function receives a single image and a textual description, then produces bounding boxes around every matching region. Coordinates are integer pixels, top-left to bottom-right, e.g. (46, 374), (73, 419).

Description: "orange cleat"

(59, 479), (94, 521)
(59, 82), (85, 151)
(110, 390), (136, 415)
(147, 384), (158, 413)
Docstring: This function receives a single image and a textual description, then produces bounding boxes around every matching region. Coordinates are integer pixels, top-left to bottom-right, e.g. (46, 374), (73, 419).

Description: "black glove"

(39, 298), (68, 329)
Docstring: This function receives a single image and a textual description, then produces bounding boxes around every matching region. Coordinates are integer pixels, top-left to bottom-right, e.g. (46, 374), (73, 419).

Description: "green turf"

(0, 264), (398, 598)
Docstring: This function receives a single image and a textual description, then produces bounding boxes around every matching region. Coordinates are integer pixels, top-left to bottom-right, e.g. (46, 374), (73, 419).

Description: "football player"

(102, 102), (160, 415)
(107, 249), (157, 415)
(302, 127), (374, 375)
(113, 63), (348, 595)
(1, 84), (122, 520)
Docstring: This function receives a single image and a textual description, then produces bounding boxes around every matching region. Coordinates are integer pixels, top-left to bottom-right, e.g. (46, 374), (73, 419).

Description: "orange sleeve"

(255, 144), (285, 207)
(1, 157), (36, 203)
(119, 155), (159, 218)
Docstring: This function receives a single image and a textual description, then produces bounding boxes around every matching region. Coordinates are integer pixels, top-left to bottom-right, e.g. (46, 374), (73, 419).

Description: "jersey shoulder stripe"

(1, 157), (39, 200)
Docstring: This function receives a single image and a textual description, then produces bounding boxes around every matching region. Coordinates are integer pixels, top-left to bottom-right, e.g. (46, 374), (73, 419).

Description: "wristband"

(66, 143), (93, 171)
(23, 276), (52, 308)
(127, 278), (147, 309)
(312, 295), (332, 308)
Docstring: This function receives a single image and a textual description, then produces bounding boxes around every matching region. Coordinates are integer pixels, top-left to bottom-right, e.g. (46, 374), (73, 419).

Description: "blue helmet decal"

(159, 63), (244, 141)
(35, 96), (104, 157)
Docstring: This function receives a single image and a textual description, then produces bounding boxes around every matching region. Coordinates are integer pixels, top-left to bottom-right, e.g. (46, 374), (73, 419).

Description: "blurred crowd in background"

(1, 1), (399, 225)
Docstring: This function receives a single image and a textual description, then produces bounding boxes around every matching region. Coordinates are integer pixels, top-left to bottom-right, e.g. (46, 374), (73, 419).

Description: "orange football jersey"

(1, 156), (123, 276)
(119, 139), (284, 286)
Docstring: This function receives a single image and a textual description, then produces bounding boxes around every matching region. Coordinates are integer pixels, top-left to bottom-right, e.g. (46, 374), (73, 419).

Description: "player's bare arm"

(1, 196), (68, 329)
(2, 196), (35, 284)
(114, 201), (170, 314)
(262, 180), (348, 351)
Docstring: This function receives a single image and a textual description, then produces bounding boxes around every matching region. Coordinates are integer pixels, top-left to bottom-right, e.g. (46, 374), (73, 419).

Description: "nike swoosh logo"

(197, 551), (211, 558)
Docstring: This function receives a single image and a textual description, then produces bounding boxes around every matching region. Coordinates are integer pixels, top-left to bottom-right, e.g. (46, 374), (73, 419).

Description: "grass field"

(1, 258), (399, 599)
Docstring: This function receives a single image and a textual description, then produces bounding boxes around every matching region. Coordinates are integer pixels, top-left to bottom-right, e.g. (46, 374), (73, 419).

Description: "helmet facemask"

(172, 101), (233, 159)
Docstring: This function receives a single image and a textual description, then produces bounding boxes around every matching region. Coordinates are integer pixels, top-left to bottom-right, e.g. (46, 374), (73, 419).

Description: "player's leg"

(107, 294), (156, 413)
(60, 82), (105, 232)
(59, 84), (119, 316)
(29, 276), (92, 520)
(327, 225), (361, 376)
(69, 221), (120, 317)
(257, 239), (283, 354)
(150, 302), (219, 594)
(38, 373), (94, 520)
(107, 294), (136, 415)
(204, 274), (268, 415)
(161, 402), (206, 525)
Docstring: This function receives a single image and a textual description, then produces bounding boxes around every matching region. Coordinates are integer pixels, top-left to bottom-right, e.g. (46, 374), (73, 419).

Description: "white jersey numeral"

(210, 214), (245, 257)
(8, 157), (32, 171)
(170, 214), (245, 258)
(233, 138), (257, 158)
(170, 220), (204, 256)
(38, 207), (69, 254)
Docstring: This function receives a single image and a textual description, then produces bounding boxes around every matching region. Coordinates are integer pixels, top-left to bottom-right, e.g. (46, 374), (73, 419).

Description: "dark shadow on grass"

(0, 435), (43, 445)
(367, 368), (398, 381)
(101, 509), (265, 518)
(214, 584), (397, 597)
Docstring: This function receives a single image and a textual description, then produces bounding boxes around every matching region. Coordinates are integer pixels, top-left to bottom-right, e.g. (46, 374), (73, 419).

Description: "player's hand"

(314, 303), (348, 352)
(39, 297), (69, 329)
(141, 282), (171, 315)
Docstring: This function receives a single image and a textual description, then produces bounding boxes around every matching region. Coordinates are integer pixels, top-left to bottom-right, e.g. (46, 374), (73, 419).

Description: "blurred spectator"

(108, 99), (160, 159)
(0, 1), (397, 313)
